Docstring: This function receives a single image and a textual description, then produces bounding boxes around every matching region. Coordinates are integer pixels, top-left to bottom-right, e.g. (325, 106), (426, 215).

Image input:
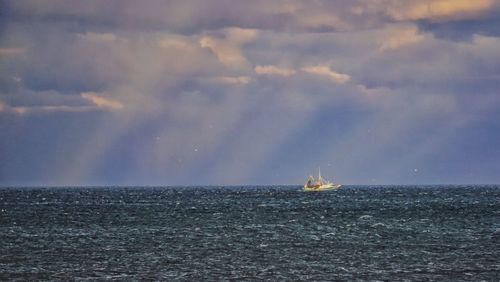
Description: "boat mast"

(317, 167), (322, 185)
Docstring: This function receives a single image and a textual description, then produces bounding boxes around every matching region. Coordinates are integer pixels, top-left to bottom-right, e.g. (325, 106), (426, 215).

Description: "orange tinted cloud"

(0, 48), (26, 56)
(387, 0), (494, 22)
(302, 66), (351, 84)
(255, 65), (296, 77)
(81, 92), (124, 110)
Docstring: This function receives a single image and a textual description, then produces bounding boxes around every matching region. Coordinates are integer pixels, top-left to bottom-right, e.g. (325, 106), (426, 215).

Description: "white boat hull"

(303, 184), (342, 192)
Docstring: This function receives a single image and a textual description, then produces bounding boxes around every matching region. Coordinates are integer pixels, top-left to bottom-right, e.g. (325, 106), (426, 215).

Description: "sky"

(1, 0), (500, 186)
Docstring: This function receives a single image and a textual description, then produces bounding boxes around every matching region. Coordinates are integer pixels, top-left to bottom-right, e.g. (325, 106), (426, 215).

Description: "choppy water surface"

(0, 185), (499, 280)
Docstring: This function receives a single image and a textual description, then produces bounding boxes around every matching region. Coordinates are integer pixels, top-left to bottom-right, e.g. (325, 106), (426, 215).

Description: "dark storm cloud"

(1, 0), (388, 34)
(4, 0), (500, 35)
(0, 0), (302, 34)
(418, 16), (500, 41)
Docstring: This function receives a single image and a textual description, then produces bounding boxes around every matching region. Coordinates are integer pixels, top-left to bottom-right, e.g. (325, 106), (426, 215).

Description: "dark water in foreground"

(0, 186), (499, 281)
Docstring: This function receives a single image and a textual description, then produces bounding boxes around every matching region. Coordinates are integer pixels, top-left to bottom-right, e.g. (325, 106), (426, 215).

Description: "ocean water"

(0, 185), (499, 281)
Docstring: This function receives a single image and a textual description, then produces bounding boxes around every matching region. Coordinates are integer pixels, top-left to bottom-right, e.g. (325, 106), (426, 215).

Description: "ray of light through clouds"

(1, 0), (500, 186)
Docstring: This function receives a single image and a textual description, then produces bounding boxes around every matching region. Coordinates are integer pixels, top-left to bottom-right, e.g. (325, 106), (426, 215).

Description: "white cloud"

(225, 28), (258, 44)
(0, 91), (123, 115)
(200, 36), (245, 67)
(81, 92), (124, 110)
(356, 84), (389, 97)
(15, 105), (98, 114)
(0, 102), (99, 115)
(254, 65), (296, 77)
(77, 32), (117, 42)
(302, 66), (351, 83)
(379, 25), (425, 51)
(200, 28), (257, 69)
(159, 36), (194, 50)
(210, 76), (251, 85)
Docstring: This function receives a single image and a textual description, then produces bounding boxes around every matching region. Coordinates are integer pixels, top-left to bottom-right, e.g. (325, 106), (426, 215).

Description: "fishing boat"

(303, 167), (341, 191)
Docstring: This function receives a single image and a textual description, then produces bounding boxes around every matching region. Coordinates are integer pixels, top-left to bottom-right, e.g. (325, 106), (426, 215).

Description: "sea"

(0, 185), (499, 281)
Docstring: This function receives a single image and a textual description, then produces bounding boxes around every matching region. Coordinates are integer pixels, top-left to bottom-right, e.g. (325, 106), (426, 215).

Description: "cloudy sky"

(1, 0), (500, 186)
